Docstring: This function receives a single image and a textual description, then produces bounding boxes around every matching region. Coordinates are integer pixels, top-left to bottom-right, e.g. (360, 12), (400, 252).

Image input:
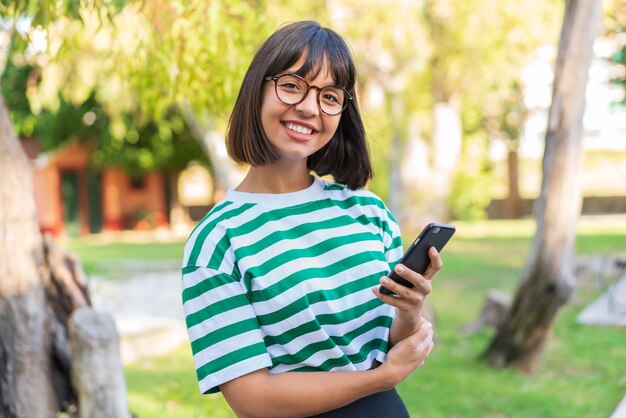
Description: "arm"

(220, 321), (433, 418)
(373, 247), (443, 347)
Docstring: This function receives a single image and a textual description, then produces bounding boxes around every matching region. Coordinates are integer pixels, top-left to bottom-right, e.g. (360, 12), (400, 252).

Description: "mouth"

(282, 121), (317, 135)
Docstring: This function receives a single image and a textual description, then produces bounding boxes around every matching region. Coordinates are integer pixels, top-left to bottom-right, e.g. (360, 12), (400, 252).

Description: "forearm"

(389, 315), (422, 347)
(220, 367), (395, 418)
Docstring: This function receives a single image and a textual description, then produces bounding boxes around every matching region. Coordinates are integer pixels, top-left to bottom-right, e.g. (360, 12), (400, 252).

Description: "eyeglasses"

(265, 73), (353, 116)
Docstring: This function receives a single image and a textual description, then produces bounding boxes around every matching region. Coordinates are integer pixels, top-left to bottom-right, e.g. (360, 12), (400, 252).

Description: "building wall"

(102, 168), (168, 231)
(33, 164), (63, 235)
(25, 141), (169, 236)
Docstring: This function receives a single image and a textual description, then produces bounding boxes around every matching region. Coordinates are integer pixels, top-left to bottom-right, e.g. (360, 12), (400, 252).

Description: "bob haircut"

(226, 21), (373, 190)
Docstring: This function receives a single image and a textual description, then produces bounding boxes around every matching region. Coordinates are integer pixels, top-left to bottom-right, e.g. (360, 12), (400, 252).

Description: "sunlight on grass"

(125, 345), (235, 418)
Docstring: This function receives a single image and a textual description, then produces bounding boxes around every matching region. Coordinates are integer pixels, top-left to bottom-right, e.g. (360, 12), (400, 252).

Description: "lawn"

(66, 233), (185, 278)
(68, 217), (626, 418)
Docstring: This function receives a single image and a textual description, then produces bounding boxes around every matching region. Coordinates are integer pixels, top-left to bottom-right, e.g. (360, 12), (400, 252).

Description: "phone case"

(379, 223), (456, 296)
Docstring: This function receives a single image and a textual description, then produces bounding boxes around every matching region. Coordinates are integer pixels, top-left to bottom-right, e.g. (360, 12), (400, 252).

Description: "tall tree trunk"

(388, 94), (403, 218)
(503, 147), (521, 218)
(426, 101), (462, 221)
(180, 104), (244, 191)
(485, 0), (602, 372)
(0, 95), (58, 416)
(399, 116), (431, 233)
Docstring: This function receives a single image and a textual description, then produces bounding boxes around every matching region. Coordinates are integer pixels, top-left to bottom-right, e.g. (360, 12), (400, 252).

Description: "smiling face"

(260, 57), (342, 166)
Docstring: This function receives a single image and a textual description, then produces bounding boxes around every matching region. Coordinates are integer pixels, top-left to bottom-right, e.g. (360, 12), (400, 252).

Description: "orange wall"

(25, 141), (168, 235)
(102, 168), (167, 230)
(32, 164), (64, 235)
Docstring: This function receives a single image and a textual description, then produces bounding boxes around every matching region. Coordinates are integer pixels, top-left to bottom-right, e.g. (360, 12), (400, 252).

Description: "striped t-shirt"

(181, 176), (403, 394)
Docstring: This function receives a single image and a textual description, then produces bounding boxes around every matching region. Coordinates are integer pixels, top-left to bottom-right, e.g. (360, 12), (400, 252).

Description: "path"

(89, 266), (188, 364)
(577, 257), (626, 327)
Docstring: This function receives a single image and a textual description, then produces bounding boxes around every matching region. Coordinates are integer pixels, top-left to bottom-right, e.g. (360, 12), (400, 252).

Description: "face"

(260, 57), (342, 165)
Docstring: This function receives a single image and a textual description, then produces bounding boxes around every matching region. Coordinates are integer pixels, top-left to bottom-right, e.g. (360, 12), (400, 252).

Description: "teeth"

(285, 122), (313, 135)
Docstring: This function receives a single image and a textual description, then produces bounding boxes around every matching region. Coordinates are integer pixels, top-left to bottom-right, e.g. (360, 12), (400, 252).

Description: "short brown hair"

(226, 21), (373, 190)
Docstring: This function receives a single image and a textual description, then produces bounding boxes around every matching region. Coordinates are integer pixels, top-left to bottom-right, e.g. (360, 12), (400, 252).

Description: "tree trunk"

(0, 95), (125, 416)
(388, 94), (403, 218)
(399, 116), (431, 233)
(0, 94), (58, 416)
(485, 0), (602, 372)
(180, 104), (244, 191)
(426, 101), (462, 221)
(503, 148), (521, 218)
(166, 169), (192, 234)
(69, 308), (130, 418)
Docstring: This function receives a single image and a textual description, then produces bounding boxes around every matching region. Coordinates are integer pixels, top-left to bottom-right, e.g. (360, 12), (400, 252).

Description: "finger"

(416, 319), (433, 339)
(422, 247), (443, 280)
(372, 286), (403, 308)
(390, 269), (432, 298)
(380, 276), (416, 299)
(417, 330), (435, 366)
(372, 285), (421, 315)
(393, 265), (432, 295)
(417, 328), (434, 356)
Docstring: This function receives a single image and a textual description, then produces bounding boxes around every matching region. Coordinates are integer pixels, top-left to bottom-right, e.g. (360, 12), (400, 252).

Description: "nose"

(294, 87), (320, 117)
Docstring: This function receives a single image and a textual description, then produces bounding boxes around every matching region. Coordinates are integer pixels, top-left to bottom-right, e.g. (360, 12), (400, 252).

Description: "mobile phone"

(379, 223), (456, 296)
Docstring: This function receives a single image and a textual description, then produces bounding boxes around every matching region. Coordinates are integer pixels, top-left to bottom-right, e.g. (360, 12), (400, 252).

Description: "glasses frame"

(265, 73), (353, 116)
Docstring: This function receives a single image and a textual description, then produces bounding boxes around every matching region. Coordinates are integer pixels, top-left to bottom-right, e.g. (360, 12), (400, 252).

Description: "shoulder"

(321, 179), (389, 211)
(182, 197), (256, 268)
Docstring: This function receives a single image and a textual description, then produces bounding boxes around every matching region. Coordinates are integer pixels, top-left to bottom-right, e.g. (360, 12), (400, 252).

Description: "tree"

(1, 2), (124, 414)
(1, 57), (209, 179)
(321, 0), (562, 226)
(27, 1), (268, 190)
(485, 0), (602, 372)
(0, 92), (61, 418)
(604, 0), (626, 105)
(0, 1), (269, 413)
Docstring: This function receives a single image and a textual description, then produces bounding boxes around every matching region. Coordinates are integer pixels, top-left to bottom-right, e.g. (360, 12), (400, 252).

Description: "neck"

(236, 163), (313, 194)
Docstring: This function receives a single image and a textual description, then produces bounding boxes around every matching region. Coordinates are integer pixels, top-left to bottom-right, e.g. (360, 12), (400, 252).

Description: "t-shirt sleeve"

(181, 265), (272, 394)
(382, 208), (404, 269)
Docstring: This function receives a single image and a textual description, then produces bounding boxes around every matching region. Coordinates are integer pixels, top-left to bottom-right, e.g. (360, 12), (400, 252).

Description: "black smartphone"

(379, 223), (456, 296)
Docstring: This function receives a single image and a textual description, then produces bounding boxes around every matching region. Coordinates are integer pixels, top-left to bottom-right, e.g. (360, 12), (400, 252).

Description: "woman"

(182, 20), (441, 417)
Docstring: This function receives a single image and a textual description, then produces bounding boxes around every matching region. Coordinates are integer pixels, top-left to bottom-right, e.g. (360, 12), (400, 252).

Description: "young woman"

(181, 21), (441, 417)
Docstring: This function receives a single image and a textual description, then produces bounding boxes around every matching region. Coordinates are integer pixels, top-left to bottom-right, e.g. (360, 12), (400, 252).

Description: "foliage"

(1, 55), (209, 175)
(0, 0), (605, 215)
(605, 0), (626, 106)
(2, 0), (269, 179)
(448, 168), (494, 222)
(25, 0), (269, 127)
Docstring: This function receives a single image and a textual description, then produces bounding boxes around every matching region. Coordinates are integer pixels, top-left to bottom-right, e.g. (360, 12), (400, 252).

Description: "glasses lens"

(319, 87), (346, 115)
(273, 74), (347, 116)
(275, 75), (308, 105)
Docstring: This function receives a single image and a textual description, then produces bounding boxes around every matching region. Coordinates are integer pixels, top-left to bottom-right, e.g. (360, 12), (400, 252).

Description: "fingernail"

(395, 264), (405, 272)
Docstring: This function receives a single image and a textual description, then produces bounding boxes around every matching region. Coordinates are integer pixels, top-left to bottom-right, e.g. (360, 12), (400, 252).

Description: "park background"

(1, 0), (626, 417)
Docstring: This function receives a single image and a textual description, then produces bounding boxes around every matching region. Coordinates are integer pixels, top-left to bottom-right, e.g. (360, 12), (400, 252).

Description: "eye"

(277, 75), (305, 92)
(322, 93), (340, 103)
(281, 82), (301, 90)
(320, 88), (343, 105)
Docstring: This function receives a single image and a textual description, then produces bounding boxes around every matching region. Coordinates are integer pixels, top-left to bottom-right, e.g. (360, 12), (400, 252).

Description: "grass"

(397, 219), (626, 418)
(124, 344), (235, 418)
(65, 234), (185, 278)
(68, 217), (626, 417)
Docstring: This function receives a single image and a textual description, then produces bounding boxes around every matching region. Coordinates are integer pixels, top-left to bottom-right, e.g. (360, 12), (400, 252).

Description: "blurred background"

(1, 0), (625, 417)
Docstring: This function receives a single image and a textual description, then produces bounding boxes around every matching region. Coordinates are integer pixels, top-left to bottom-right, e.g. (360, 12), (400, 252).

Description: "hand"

(380, 319), (434, 387)
(373, 247), (443, 323)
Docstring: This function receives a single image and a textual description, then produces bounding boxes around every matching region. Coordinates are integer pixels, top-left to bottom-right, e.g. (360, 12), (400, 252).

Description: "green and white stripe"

(181, 177), (403, 394)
